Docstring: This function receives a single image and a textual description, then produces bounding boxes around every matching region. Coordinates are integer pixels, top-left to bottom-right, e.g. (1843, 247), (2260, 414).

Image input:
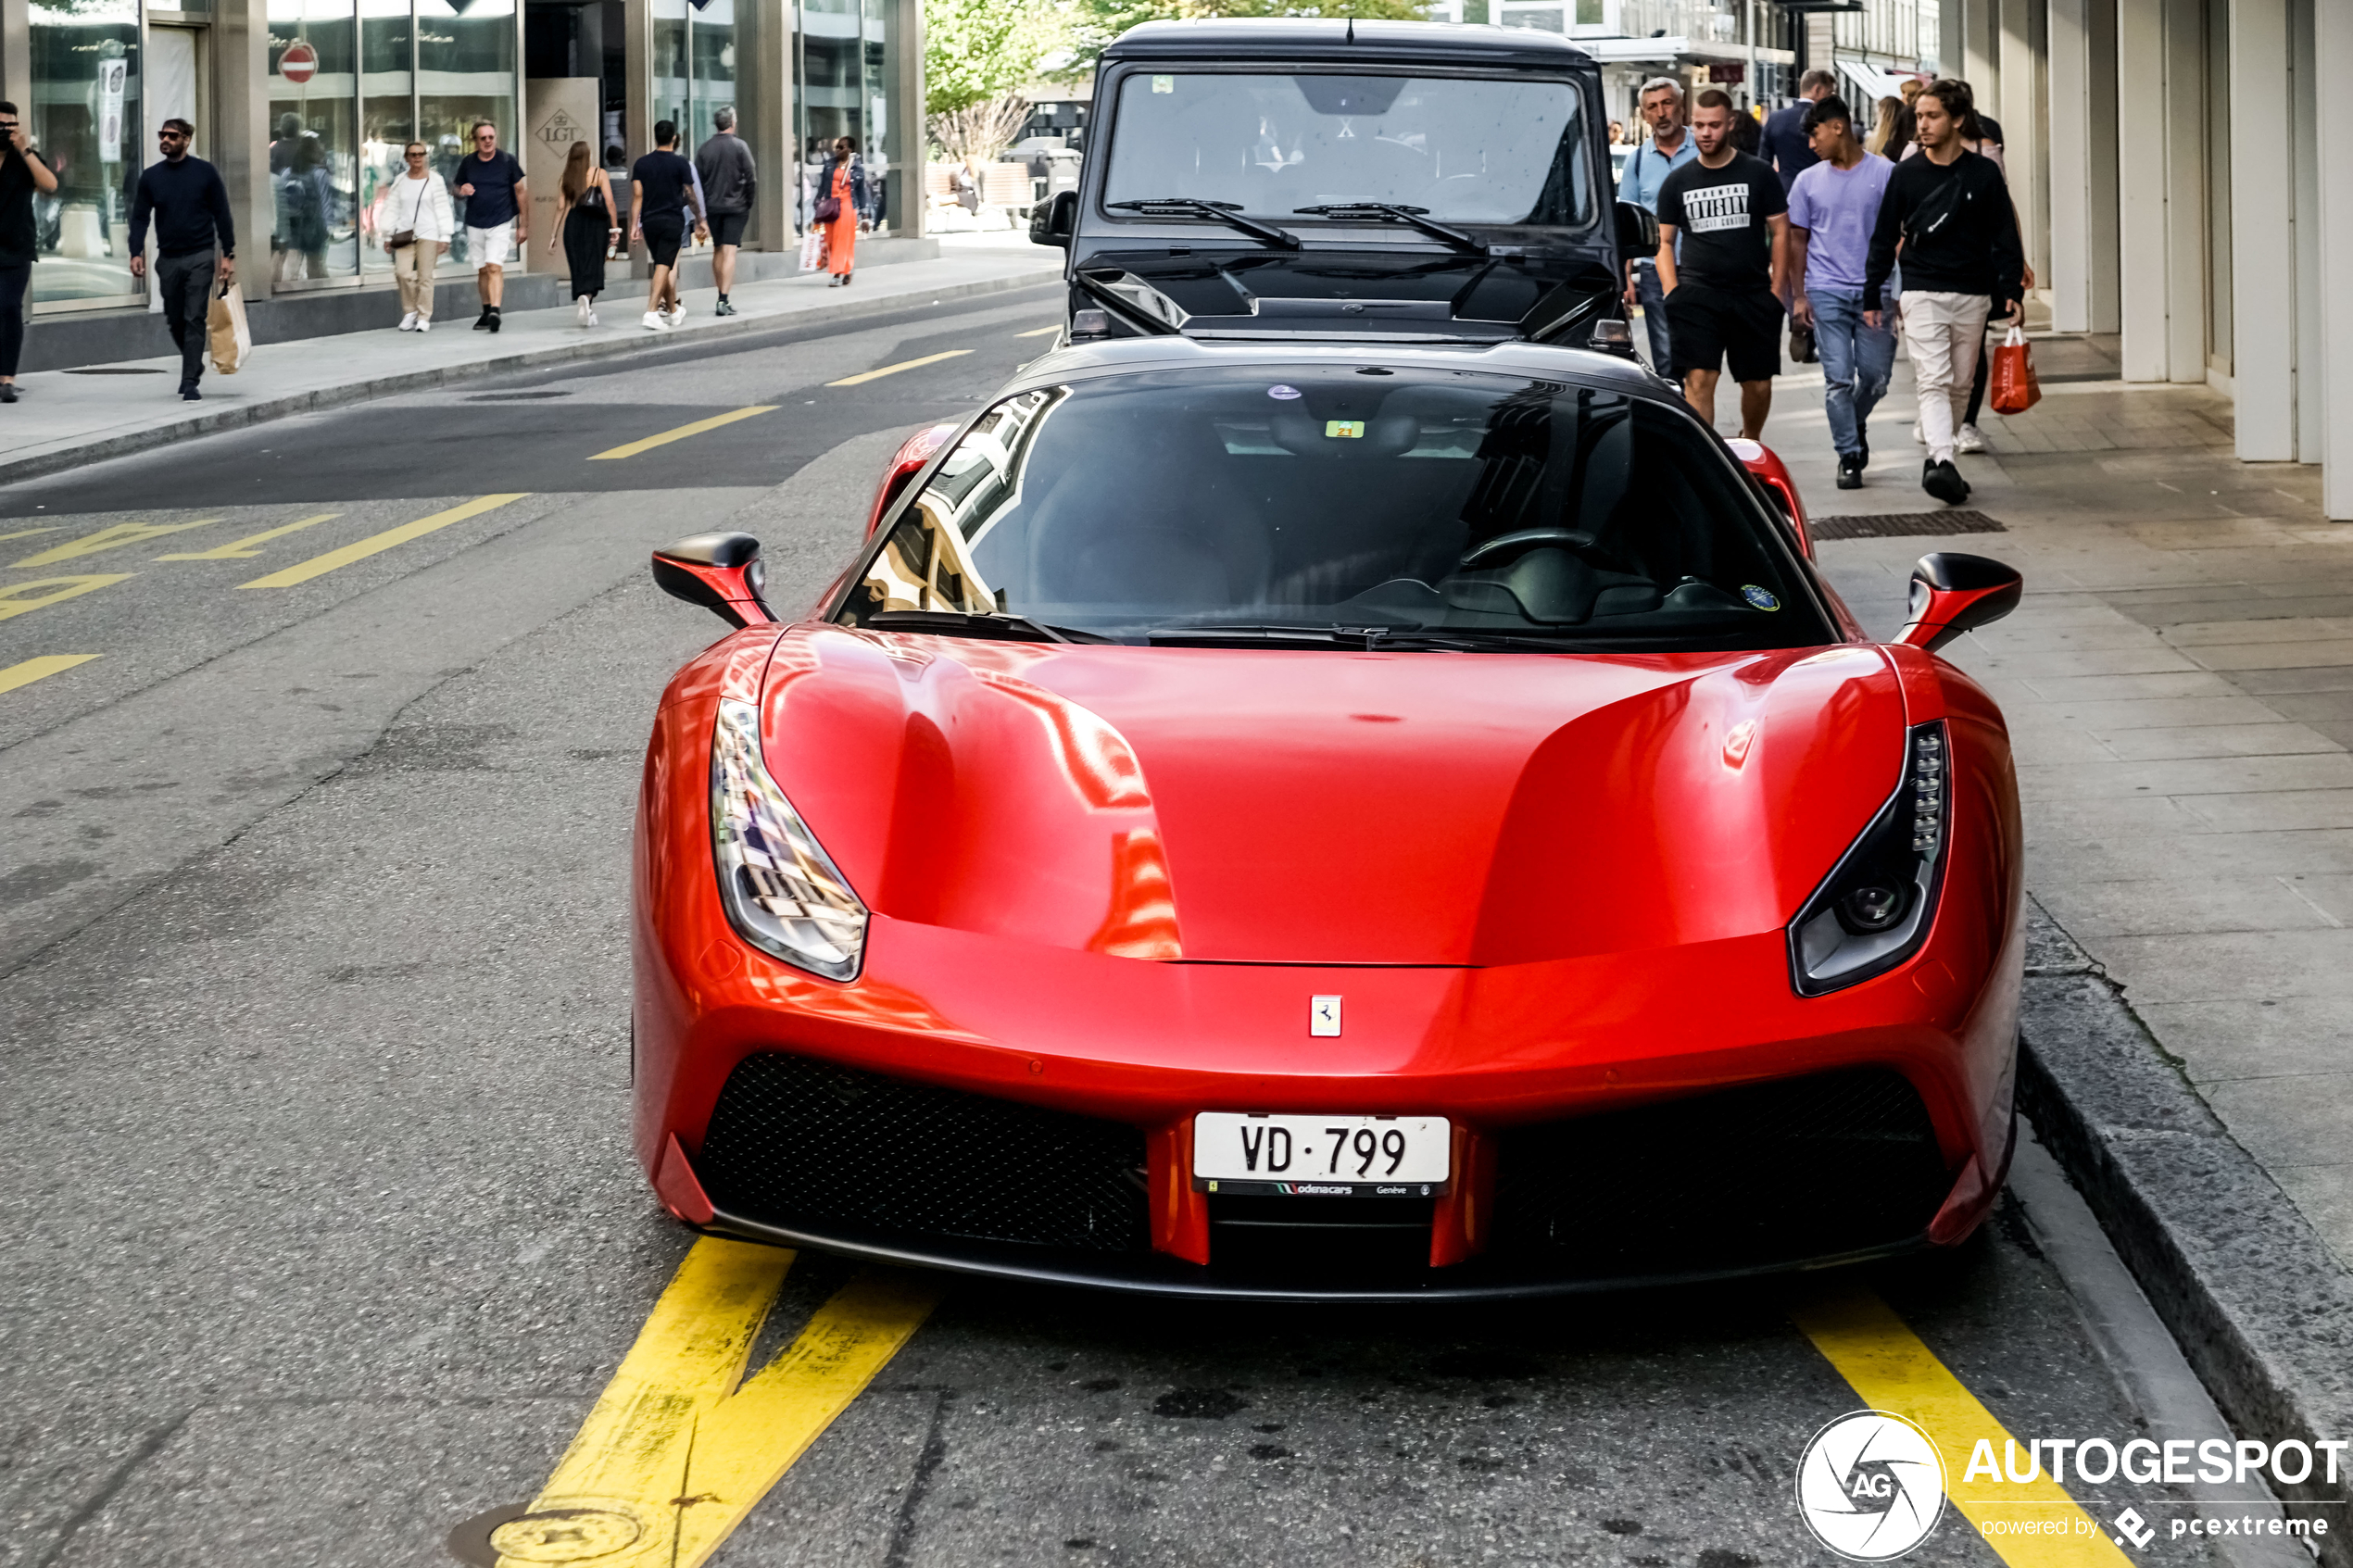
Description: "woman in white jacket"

(384, 141), (455, 332)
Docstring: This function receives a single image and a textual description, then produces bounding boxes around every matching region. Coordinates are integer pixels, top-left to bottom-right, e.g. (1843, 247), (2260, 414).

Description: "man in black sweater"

(128, 118), (236, 400)
(1862, 79), (2022, 504)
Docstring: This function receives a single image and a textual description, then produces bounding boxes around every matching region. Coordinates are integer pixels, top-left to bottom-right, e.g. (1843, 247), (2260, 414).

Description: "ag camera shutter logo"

(1795, 1410), (1947, 1560)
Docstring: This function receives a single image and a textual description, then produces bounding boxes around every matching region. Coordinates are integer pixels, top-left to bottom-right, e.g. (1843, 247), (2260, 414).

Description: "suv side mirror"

(1030, 189), (1077, 247)
(652, 532), (776, 629)
(1896, 552), (2022, 651)
(1615, 200), (1659, 259)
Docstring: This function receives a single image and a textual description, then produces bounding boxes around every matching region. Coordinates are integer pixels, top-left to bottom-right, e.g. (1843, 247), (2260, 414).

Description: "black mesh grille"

(1492, 1068), (1951, 1278)
(697, 1054), (1151, 1253)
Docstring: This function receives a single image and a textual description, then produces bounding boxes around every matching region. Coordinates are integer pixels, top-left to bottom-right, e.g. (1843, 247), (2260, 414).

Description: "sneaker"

(575, 295), (590, 327)
(1922, 458), (1969, 505)
(644, 310), (669, 332)
(1837, 453), (1865, 489)
(716, 298), (736, 317)
(0, 384), (16, 405)
(1911, 422), (1925, 445)
(485, 310), (501, 333)
(416, 317), (432, 332)
(585, 308), (599, 328)
(665, 304), (687, 326)
(1956, 422), (1988, 454)
(472, 309), (493, 331)
(182, 383), (202, 402)
(398, 311), (419, 332)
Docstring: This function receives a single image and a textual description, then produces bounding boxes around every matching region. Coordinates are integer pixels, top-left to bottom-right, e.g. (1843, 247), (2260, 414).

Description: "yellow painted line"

(1795, 1286), (2134, 1566)
(0, 654), (100, 694)
(0, 527), (62, 543)
(827, 349), (974, 386)
(238, 495), (527, 588)
(1013, 325), (1061, 338)
(588, 406), (778, 460)
(0, 575), (132, 622)
(493, 1236), (939, 1568)
(15, 519), (220, 568)
(157, 512), (341, 560)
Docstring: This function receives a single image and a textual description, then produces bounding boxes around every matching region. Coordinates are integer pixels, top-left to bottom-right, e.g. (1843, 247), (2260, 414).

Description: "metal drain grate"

(65, 367), (170, 375)
(1809, 509), (2007, 541)
(465, 390), (573, 401)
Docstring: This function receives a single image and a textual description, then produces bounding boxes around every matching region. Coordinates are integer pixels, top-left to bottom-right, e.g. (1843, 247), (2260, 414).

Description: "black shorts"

(1667, 283), (1784, 382)
(709, 210), (749, 248)
(641, 213), (685, 268)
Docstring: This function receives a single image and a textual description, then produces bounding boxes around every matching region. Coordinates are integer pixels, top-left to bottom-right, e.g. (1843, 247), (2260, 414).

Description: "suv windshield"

(1102, 72), (1592, 228)
(841, 367), (1831, 652)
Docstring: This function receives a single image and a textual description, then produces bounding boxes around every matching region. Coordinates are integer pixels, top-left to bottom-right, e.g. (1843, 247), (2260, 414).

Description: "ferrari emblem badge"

(1311, 996), (1342, 1036)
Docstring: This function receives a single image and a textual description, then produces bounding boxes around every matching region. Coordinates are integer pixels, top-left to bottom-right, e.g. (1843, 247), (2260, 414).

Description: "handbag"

(812, 193), (841, 224)
(386, 175), (429, 250)
(207, 280), (251, 374)
(1989, 321), (2041, 415)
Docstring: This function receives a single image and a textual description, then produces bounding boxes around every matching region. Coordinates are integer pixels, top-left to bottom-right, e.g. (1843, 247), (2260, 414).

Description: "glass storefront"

(793, 0), (891, 231)
(28, 0), (145, 305)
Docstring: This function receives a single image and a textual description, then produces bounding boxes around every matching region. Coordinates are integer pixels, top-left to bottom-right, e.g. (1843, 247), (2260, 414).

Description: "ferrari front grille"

(696, 1053), (1151, 1253)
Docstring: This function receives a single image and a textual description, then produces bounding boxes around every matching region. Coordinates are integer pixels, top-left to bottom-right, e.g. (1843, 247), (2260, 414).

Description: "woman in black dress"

(547, 140), (620, 327)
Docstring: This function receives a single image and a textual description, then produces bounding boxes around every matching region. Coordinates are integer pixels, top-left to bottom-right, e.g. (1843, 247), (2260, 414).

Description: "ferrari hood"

(756, 629), (1904, 966)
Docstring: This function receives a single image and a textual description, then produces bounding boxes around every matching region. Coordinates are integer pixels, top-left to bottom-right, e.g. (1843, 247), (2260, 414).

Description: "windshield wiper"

(1105, 198), (1302, 250)
(861, 609), (1113, 644)
(1146, 622), (1535, 651)
(1292, 203), (1488, 256)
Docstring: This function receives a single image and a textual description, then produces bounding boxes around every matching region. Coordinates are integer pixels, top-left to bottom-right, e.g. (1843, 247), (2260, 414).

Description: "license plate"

(1192, 1112), (1451, 1195)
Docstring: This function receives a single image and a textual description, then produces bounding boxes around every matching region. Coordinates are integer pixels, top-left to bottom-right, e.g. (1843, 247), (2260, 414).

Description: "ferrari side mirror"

(1895, 552), (2022, 652)
(1031, 190), (1077, 247)
(652, 532), (777, 629)
(1615, 200), (1658, 259)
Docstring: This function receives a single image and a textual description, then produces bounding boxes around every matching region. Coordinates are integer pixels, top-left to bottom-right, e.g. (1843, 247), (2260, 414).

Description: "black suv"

(1030, 19), (1655, 349)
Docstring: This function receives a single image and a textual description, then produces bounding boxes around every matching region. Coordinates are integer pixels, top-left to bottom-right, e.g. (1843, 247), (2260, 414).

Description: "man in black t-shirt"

(1654, 88), (1792, 439)
(630, 120), (707, 332)
(0, 101), (59, 403)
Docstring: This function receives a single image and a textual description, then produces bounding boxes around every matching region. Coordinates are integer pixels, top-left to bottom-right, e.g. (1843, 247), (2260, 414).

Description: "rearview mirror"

(1030, 190), (1077, 247)
(1615, 200), (1659, 258)
(1895, 552), (2022, 652)
(652, 532), (777, 629)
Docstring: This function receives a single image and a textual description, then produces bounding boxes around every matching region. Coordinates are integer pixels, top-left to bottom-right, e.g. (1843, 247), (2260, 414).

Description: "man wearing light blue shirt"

(1786, 95), (1895, 488)
(1617, 76), (1699, 374)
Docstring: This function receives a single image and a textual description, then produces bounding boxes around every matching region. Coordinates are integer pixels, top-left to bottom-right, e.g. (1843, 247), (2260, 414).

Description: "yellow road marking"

(0, 655), (100, 694)
(827, 349), (974, 386)
(238, 495), (527, 588)
(15, 519), (220, 568)
(158, 512), (341, 560)
(494, 1237), (938, 1568)
(1013, 325), (1061, 338)
(1795, 1286), (2134, 1566)
(0, 527), (62, 543)
(589, 406), (778, 460)
(0, 576), (132, 622)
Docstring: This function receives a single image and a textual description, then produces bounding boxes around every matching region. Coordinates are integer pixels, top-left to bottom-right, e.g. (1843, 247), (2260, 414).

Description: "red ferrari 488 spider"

(632, 337), (2025, 1298)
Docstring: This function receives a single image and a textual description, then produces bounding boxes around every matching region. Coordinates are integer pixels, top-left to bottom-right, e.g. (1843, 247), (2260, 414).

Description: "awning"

(1838, 58), (1924, 105)
(1573, 35), (1691, 62)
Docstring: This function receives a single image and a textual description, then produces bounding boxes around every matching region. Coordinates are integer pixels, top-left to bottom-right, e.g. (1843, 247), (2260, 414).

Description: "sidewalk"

(0, 244), (1062, 485)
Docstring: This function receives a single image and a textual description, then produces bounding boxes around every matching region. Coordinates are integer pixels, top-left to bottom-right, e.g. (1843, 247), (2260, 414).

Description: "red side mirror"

(1896, 552), (2023, 652)
(1725, 437), (1813, 558)
(651, 532), (776, 629)
(865, 421), (960, 538)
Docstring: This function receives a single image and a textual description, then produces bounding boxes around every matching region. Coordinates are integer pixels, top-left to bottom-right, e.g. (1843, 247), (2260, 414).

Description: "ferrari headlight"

(711, 697), (867, 980)
(1789, 721), (1949, 996)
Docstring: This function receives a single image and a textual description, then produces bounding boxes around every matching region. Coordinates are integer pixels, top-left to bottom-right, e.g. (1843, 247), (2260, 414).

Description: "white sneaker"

(644, 310), (670, 332)
(585, 308), (599, 328)
(1956, 422), (1989, 454)
(575, 295), (591, 327)
(666, 304), (687, 326)
(397, 312), (418, 332)
(415, 317), (431, 332)
(1911, 423), (1925, 445)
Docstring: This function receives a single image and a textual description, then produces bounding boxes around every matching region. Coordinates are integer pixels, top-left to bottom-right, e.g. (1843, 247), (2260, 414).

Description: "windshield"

(1101, 71), (1593, 228)
(840, 368), (1831, 652)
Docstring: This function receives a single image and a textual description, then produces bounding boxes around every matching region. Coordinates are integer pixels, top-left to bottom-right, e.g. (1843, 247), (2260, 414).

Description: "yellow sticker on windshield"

(1326, 420), (1365, 439)
(1151, 74), (1175, 93)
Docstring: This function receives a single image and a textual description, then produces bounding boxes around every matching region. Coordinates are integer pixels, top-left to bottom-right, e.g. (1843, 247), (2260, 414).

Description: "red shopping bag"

(1989, 323), (2041, 416)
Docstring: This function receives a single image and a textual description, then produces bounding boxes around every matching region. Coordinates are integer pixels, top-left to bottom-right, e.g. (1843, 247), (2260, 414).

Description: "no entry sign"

(279, 41), (318, 84)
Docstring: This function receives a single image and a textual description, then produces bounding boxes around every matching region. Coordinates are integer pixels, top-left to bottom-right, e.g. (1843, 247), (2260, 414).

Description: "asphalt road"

(0, 288), (2294, 1568)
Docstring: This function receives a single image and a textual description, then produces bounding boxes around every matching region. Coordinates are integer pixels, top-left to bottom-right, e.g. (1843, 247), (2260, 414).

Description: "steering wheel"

(1459, 528), (1607, 571)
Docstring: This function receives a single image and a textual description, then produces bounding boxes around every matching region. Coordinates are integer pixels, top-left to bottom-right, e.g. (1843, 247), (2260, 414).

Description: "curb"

(2017, 898), (2353, 1566)
(0, 267), (1062, 487)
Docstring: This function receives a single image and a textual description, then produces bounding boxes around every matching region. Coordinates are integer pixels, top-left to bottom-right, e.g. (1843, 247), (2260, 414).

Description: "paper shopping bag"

(207, 282), (252, 375)
(1989, 322), (2040, 416)
(799, 229), (825, 272)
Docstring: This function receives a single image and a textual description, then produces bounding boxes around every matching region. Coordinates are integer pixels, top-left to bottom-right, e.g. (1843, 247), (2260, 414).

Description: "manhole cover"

(1810, 509), (2007, 541)
(447, 1499), (650, 1565)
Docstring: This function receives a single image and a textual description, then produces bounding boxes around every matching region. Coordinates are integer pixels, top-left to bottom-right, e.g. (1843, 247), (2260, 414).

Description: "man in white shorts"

(450, 120), (526, 332)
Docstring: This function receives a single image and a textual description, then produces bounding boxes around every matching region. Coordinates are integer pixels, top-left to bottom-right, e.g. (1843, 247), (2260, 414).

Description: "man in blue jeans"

(1785, 95), (1894, 488)
(1616, 75), (1698, 375)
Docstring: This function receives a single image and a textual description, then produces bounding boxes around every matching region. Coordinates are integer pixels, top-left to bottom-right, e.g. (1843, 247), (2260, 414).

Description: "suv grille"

(696, 1053), (1151, 1253)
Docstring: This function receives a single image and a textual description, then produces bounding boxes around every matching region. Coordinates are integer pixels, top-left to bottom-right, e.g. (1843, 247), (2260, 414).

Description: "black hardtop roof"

(1101, 19), (1600, 73)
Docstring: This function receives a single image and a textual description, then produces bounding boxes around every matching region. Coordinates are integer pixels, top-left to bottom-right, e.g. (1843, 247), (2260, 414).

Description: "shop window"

(29, 0), (143, 305)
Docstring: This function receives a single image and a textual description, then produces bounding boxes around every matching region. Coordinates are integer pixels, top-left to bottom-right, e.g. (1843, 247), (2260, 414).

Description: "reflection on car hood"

(758, 627), (1903, 966)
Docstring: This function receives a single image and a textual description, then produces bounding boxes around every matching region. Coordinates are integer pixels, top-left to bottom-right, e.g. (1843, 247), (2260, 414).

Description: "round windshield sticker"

(1267, 384), (1302, 401)
(1743, 584), (1781, 611)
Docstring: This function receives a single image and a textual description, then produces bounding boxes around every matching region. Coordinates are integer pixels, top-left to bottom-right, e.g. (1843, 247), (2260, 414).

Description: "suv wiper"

(1292, 203), (1488, 256)
(861, 609), (1113, 644)
(1105, 198), (1302, 250)
(1146, 622), (1532, 651)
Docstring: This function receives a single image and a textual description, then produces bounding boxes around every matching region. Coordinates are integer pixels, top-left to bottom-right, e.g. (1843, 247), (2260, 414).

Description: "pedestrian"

(694, 108), (757, 317)
(1729, 103), (1762, 157)
(820, 136), (871, 286)
(1865, 95), (1908, 157)
(1616, 76), (1698, 374)
(1864, 78), (2024, 505)
(1786, 94), (1895, 489)
(547, 139), (618, 328)
(451, 119), (525, 332)
(384, 140), (452, 333)
(0, 100), (59, 406)
(631, 119), (705, 330)
(127, 117), (235, 402)
(1652, 88), (1791, 440)
(1761, 69), (1836, 193)
(1897, 90), (2023, 456)
(1608, 119), (1627, 146)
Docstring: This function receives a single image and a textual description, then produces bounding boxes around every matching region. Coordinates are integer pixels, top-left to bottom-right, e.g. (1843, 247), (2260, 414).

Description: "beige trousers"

(1899, 290), (1993, 466)
(393, 243), (439, 320)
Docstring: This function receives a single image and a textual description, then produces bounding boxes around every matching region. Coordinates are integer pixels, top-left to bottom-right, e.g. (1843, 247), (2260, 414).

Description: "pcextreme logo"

(1796, 1410), (1947, 1561)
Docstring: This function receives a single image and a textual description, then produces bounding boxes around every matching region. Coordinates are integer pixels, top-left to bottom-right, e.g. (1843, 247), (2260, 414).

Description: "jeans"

(156, 248), (217, 386)
(1632, 258), (1671, 374)
(1899, 291), (1992, 466)
(1808, 289), (1896, 458)
(0, 260), (27, 378)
